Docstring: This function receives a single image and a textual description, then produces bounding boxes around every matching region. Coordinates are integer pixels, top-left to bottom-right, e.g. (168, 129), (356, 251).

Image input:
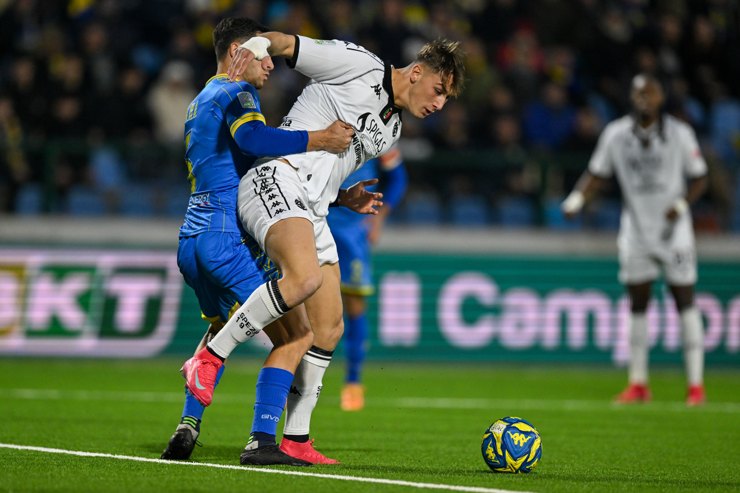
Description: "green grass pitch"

(1, 358), (739, 493)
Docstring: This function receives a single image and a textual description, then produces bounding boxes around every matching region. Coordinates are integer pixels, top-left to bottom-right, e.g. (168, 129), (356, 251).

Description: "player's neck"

(636, 113), (658, 128)
(391, 66), (410, 108)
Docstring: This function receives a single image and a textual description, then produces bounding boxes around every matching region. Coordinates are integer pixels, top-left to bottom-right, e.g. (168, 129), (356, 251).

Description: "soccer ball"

(481, 416), (542, 473)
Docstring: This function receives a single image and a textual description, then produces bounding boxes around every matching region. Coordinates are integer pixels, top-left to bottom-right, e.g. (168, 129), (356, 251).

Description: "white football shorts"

(238, 160), (338, 266)
(617, 220), (697, 286)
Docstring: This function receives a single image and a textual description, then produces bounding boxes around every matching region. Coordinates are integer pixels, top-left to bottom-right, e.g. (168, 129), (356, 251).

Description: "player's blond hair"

(415, 39), (466, 97)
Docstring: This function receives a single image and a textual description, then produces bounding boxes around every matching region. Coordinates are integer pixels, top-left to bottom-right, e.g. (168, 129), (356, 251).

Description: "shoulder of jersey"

(663, 114), (693, 134)
(604, 115), (632, 136)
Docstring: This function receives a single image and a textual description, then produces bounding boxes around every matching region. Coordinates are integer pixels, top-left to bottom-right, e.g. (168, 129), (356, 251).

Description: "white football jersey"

(588, 114), (707, 248)
(276, 36), (403, 215)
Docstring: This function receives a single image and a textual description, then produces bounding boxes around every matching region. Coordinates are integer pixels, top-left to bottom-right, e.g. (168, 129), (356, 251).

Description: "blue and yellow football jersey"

(179, 74), (267, 237)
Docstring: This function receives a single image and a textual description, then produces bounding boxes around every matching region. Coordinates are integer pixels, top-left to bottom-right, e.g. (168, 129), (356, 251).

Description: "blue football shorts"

(177, 231), (279, 323)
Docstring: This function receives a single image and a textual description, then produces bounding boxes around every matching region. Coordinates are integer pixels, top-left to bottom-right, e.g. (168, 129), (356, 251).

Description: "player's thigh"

(304, 262), (344, 349)
(238, 161), (313, 251)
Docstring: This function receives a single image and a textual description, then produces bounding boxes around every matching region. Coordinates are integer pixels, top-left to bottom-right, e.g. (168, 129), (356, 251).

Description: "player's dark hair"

(414, 38), (466, 97)
(213, 17), (269, 60)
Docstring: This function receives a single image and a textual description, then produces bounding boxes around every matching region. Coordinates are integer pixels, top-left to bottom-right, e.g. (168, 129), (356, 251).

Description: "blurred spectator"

(147, 60), (196, 146)
(0, 0), (736, 229)
(496, 25), (544, 105)
(523, 81), (577, 151)
(0, 96), (30, 212)
(359, 0), (420, 64)
(6, 55), (47, 137)
(707, 82), (740, 164)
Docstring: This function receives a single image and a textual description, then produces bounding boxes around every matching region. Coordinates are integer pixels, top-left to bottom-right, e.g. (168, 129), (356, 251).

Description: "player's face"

(407, 66), (449, 118)
(241, 56), (274, 89)
(630, 77), (664, 119)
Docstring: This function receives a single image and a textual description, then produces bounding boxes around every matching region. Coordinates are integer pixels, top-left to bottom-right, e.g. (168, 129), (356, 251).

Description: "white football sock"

(680, 306), (704, 386)
(628, 312), (649, 385)
(283, 347), (332, 436)
(207, 279), (288, 359)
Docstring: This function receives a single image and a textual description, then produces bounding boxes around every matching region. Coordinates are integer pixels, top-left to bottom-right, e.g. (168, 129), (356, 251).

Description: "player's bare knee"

(325, 317), (345, 347)
(281, 268), (323, 304)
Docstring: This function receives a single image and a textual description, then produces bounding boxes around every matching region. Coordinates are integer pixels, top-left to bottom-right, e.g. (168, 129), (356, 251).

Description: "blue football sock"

(345, 313), (368, 384)
(251, 367), (294, 439)
(181, 364), (225, 427)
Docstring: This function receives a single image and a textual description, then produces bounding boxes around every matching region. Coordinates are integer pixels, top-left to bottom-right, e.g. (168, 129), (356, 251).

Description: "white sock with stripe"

(628, 312), (649, 385)
(283, 346), (333, 438)
(207, 279), (289, 359)
(680, 306), (704, 386)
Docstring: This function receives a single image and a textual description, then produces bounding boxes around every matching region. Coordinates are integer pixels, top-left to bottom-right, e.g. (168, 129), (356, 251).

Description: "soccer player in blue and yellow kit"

(161, 17), (354, 464)
(327, 148), (407, 411)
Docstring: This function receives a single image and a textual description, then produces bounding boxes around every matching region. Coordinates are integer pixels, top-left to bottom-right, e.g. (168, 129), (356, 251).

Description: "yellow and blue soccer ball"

(481, 416), (542, 473)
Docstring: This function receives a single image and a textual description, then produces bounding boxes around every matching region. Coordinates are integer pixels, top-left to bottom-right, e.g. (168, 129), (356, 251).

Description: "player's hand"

(561, 190), (584, 219)
(227, 37), (270, 81)
(338, 179), (383, 214)
(665, 198), (688, 222)
(309, 121), (354, 154)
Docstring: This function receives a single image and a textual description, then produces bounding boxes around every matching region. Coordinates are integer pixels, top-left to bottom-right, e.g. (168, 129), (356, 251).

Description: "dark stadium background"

(0, 1), (738, 365)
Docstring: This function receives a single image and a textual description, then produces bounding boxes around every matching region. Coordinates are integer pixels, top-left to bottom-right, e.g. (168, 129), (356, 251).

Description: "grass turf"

(1, 358), (739, 493)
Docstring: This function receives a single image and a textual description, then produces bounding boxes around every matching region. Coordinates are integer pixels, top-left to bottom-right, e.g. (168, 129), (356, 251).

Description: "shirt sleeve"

(289, 35), (384, 83)
(221, 81), (308, 156)
(223, 82), (266, 134)
(587, 123), (616, 178)
(679, 124), (708, 178)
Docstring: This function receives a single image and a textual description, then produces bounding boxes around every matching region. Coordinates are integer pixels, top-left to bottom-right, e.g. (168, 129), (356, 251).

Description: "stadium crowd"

(0, 0), (738, 230)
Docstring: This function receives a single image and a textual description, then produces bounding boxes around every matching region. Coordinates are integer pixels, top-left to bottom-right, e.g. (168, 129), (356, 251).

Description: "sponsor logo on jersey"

(393, 121), (400, 137)
(186, 101), (198, 121)
(357, 112), (387, 155)
(351, 134), (363, 165)
(295, 198), (307, 210)
(314, 39), (336, 45)
(189, 192), (210, 207)
(381, 106), (394, 123)
(237, 91), (256, 109)
(371, 83), (382, 98)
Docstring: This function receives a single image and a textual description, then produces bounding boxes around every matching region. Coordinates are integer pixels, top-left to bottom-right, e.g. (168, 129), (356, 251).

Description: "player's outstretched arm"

(561, 172), (607, 218)
(334, 179), (384, 215)
(227, 32), (296, 80)
(307, 121), (354, 154)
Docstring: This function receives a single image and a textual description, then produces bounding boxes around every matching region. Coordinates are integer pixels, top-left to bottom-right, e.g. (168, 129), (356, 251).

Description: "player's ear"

(410, 64), (423, 84)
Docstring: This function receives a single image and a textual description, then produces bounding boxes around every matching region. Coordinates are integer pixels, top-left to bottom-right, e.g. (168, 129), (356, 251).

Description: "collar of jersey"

(381, 63), (402, 121)
(205, 73), (230, 86)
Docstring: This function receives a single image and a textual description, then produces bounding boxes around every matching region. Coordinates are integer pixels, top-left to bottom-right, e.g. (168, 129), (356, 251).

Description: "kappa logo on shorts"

(294, 198), (306, 210)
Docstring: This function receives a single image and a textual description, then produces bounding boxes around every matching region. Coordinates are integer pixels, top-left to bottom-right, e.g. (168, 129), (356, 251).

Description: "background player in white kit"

(562, 73), (708, 406)
(182, 31), (465, 463)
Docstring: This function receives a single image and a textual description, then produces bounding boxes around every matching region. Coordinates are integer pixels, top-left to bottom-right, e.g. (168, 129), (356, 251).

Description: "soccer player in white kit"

(181, 32), (466, 464)
(562, 74), (708, 406)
